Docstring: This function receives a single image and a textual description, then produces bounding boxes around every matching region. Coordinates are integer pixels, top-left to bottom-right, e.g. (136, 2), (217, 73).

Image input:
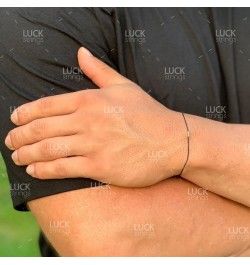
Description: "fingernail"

(5, 134), (14, 150)
(26, 164), (35, 177)
(11, 111), (18, 124)
(80, 47), (93, 56)
(11, 151), (20, 165)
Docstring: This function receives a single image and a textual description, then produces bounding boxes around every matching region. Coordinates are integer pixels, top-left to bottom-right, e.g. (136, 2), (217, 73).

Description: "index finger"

(11, 91), (83, 125)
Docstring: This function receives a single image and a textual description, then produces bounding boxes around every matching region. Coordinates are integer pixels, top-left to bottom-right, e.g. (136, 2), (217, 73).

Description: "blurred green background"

(0, 153), (40, 257)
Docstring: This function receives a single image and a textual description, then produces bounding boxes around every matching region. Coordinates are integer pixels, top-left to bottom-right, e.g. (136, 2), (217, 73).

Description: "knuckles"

(9, 128), (25, 149)
(38, 97), (55, 116)
(80, 89), (110, 107)
(14, 147), (27, 165)
(8, 119), (46, 149)
(32, 163), (44, 179)
(34, 160), (68, 179)
(54, 161), (69, 177)
(39, 141), (53, 157)
(30, 120), (46, 139)
(15, 104), (31, 124)
(80, 89), (102, 104)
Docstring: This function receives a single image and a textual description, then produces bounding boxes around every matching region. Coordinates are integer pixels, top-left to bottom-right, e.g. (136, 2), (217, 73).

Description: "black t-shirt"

(0, 7), (250, 211)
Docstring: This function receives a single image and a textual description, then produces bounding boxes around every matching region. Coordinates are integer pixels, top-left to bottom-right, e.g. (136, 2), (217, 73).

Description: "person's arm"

(6, 47), (250, 206)
(28, 177), (250, 256)
(178, 113), (250, 207)
(0, 7), (121, 212)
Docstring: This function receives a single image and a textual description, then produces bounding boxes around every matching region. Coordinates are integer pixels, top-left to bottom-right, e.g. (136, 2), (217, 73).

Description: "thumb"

(77, 47), (131, 88)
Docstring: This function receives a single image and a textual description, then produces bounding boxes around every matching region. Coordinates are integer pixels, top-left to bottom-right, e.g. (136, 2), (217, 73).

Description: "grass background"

(0, 153), (40, 257)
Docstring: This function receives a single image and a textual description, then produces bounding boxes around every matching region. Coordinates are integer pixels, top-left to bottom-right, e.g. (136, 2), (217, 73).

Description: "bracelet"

(179, 112), (190, 176)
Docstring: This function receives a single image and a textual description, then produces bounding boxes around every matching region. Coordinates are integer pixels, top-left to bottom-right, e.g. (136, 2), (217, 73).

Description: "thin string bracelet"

(179, 112), (190, 176)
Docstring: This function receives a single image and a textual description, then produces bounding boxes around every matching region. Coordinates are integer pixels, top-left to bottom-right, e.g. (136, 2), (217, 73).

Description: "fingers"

(10, 91), (83, 125)
(78, 47), (132, 88)
(26, 156), (94, 180)
(5, 115), (78, 150)
(10, 47), (131, 126)
(11, 135), (92, 165)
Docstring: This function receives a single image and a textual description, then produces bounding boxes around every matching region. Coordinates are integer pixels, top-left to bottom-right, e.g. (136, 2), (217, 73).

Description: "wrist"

(180, 114), (230, 179)
(159, 111), (189, 178)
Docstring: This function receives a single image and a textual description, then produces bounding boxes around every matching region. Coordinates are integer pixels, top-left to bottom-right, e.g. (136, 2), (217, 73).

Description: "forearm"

(181, 113), (250, 206)
(28, 177), (250, 257)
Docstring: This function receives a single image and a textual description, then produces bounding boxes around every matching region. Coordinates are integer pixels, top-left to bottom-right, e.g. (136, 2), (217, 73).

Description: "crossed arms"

(4, 47), (250, 256)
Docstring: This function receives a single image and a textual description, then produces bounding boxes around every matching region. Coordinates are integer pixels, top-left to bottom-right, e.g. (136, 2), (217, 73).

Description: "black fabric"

(39, 232), (59, 257)
(1, 7), (250, 212)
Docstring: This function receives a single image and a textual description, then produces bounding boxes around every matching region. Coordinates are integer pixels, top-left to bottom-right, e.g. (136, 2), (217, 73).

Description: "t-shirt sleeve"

(0, 7), (117, 211)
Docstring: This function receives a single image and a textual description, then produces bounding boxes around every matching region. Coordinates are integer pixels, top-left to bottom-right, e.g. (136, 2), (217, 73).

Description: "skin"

(4, 47), (250, 256)
(28, 178), (250, 256)
(5, 47), (250, 206)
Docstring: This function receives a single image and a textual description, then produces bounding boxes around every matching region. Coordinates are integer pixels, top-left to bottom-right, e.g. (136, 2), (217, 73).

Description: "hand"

(5, 47), (187, 187)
